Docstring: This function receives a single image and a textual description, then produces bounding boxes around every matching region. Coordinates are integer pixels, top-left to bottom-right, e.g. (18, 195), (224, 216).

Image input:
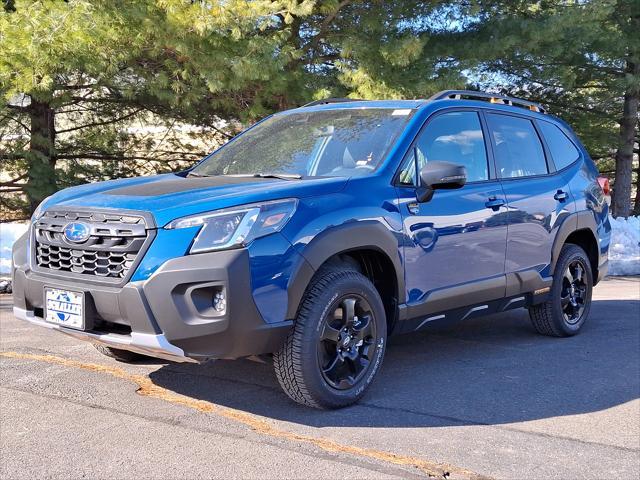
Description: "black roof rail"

(429, 90), (547, 114)
(302, 97), (363, 107)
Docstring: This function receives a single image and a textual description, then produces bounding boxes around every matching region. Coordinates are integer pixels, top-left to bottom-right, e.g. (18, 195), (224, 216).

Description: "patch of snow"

(608, 215), (640, 276)
(0, 222), (29, 275)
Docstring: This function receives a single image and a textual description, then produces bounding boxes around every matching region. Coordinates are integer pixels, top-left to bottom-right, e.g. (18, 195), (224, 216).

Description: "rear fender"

(549, 210), (602, 280)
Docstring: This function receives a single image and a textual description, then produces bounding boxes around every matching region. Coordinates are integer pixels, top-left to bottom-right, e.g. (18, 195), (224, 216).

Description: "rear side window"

(486, 113), (548, 178)
(538, 121), (580, 170)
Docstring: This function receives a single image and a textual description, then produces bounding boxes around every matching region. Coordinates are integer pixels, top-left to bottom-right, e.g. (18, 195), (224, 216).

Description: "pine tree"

(0, 0), (471, 219)
(460, 0), (639, 217)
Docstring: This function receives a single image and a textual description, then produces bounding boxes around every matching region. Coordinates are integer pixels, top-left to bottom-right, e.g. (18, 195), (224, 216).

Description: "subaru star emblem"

(63, 222), (90, 243)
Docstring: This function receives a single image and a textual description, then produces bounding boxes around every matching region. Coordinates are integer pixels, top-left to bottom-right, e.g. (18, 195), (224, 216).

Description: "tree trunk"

(611, 60), (639, 218)
(26, 99), (56, 214)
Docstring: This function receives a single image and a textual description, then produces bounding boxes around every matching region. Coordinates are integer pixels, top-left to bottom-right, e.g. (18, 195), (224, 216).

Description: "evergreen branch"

(56, 108), (145, 134)
(0, 151), (27, 160)
(208, 123), (233, 139)
(0, 113), (30, 132)
(56, 154), (160, 161)
(146, 118), (178, 156)
(306, 0), (352, 54)
(4, 103), (27, 111)
(55, 83), (98, 91)
(56, 153), (200, 162)
(0, 173), (28, 186)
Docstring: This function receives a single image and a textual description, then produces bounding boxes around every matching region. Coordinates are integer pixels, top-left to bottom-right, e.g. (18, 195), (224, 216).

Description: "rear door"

(485, 112), (575, 279)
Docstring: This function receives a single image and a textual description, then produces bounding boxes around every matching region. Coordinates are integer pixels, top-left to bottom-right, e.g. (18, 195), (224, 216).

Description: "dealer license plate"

(44, 288), (84, 330)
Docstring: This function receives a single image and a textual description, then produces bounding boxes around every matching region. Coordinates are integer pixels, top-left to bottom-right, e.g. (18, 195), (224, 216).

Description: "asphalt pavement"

(1, 276), (639, 479)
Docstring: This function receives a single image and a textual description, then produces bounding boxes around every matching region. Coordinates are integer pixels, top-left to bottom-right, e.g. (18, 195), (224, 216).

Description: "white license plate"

(44, 288), (84, 330)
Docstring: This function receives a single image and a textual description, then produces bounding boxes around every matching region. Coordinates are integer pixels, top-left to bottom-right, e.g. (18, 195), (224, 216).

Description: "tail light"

(597, 176), (610, 196)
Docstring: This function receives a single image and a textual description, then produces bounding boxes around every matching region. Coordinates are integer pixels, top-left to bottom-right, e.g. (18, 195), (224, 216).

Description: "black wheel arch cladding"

(284, 221), (405, 322)
(550, 210), (601, 283)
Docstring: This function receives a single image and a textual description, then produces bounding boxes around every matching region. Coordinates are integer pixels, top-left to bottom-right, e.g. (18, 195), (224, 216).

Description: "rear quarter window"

(538, 121), (581, 170)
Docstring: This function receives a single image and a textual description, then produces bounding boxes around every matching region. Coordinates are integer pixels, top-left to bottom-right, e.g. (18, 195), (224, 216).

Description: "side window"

(400, 112), (489, 185)
(538, 121), (580, 170)
(396, 111), (488, 186)
(486, 113), (547, 178)
(414, 111), (489, 183)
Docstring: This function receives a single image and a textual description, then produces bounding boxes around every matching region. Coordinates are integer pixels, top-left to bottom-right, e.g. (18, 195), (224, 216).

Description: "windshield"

(191, 108), (413, 178)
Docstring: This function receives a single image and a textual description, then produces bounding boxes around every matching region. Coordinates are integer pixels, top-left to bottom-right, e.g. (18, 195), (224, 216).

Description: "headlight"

(165, 198), (298, 254)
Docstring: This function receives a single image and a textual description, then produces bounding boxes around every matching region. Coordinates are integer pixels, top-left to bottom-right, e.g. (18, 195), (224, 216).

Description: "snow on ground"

(0, 222), (28, 275)
(0, 217), (638, 276)
(608, 216), (640, 276)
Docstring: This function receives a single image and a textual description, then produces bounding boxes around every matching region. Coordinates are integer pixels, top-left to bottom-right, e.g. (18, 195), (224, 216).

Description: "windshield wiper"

(253, 173), (303, 180)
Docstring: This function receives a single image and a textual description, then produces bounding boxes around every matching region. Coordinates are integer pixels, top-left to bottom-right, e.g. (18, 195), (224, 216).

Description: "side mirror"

(416, 161), (467, 202)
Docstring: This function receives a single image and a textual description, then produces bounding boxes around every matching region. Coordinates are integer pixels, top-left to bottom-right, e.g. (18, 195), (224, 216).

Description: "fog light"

(213, 290), (226, 313)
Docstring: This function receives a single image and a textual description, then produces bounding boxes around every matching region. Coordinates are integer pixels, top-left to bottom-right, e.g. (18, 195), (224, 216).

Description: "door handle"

(485, 197), (505, 211)
(554, 190), (568, 202)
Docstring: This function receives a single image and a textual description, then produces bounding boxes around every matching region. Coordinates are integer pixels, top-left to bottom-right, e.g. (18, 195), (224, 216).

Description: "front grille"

(35, 244), (137, 278)
(34, 210), (149, 280)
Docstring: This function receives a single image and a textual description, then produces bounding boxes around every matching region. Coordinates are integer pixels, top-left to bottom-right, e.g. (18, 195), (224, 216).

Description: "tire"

(528, 244), (593, 337)
(274, 268), (387, 409)
(94, 344), (147, 363)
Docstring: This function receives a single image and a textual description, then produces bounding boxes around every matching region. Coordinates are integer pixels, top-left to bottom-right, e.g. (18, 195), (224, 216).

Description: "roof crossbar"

(302, 98), (363, 107)
(429, 90), (547, 114)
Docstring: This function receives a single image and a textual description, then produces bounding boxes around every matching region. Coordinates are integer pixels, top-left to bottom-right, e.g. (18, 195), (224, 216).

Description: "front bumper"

(12, 244), (293, 361)
(13, 306), (192, 363)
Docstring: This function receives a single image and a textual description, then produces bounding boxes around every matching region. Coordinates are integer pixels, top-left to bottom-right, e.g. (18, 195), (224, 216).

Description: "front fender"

(284, 220), (405, 320)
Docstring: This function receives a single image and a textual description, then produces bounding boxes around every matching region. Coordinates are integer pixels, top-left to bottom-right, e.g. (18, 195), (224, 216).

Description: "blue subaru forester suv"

(12, 90), (611, 408)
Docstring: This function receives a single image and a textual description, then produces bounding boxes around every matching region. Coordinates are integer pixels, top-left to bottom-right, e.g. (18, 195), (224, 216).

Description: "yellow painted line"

(1, 351), (491, 479)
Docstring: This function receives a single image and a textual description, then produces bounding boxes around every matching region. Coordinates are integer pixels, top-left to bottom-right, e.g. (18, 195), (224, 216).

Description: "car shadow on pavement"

(148, 299), (640, 428)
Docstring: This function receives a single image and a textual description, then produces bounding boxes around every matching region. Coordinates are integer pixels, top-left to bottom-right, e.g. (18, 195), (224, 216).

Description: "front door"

(395, 110), (509, 323)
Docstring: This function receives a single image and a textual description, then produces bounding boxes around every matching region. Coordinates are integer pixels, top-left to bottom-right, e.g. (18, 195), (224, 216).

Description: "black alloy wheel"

(560, 259), (589, 325)
(317, 295), (377, 390)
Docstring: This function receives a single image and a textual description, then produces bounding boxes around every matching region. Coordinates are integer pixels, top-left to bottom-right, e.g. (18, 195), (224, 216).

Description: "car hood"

(42, 173), (348, 226)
